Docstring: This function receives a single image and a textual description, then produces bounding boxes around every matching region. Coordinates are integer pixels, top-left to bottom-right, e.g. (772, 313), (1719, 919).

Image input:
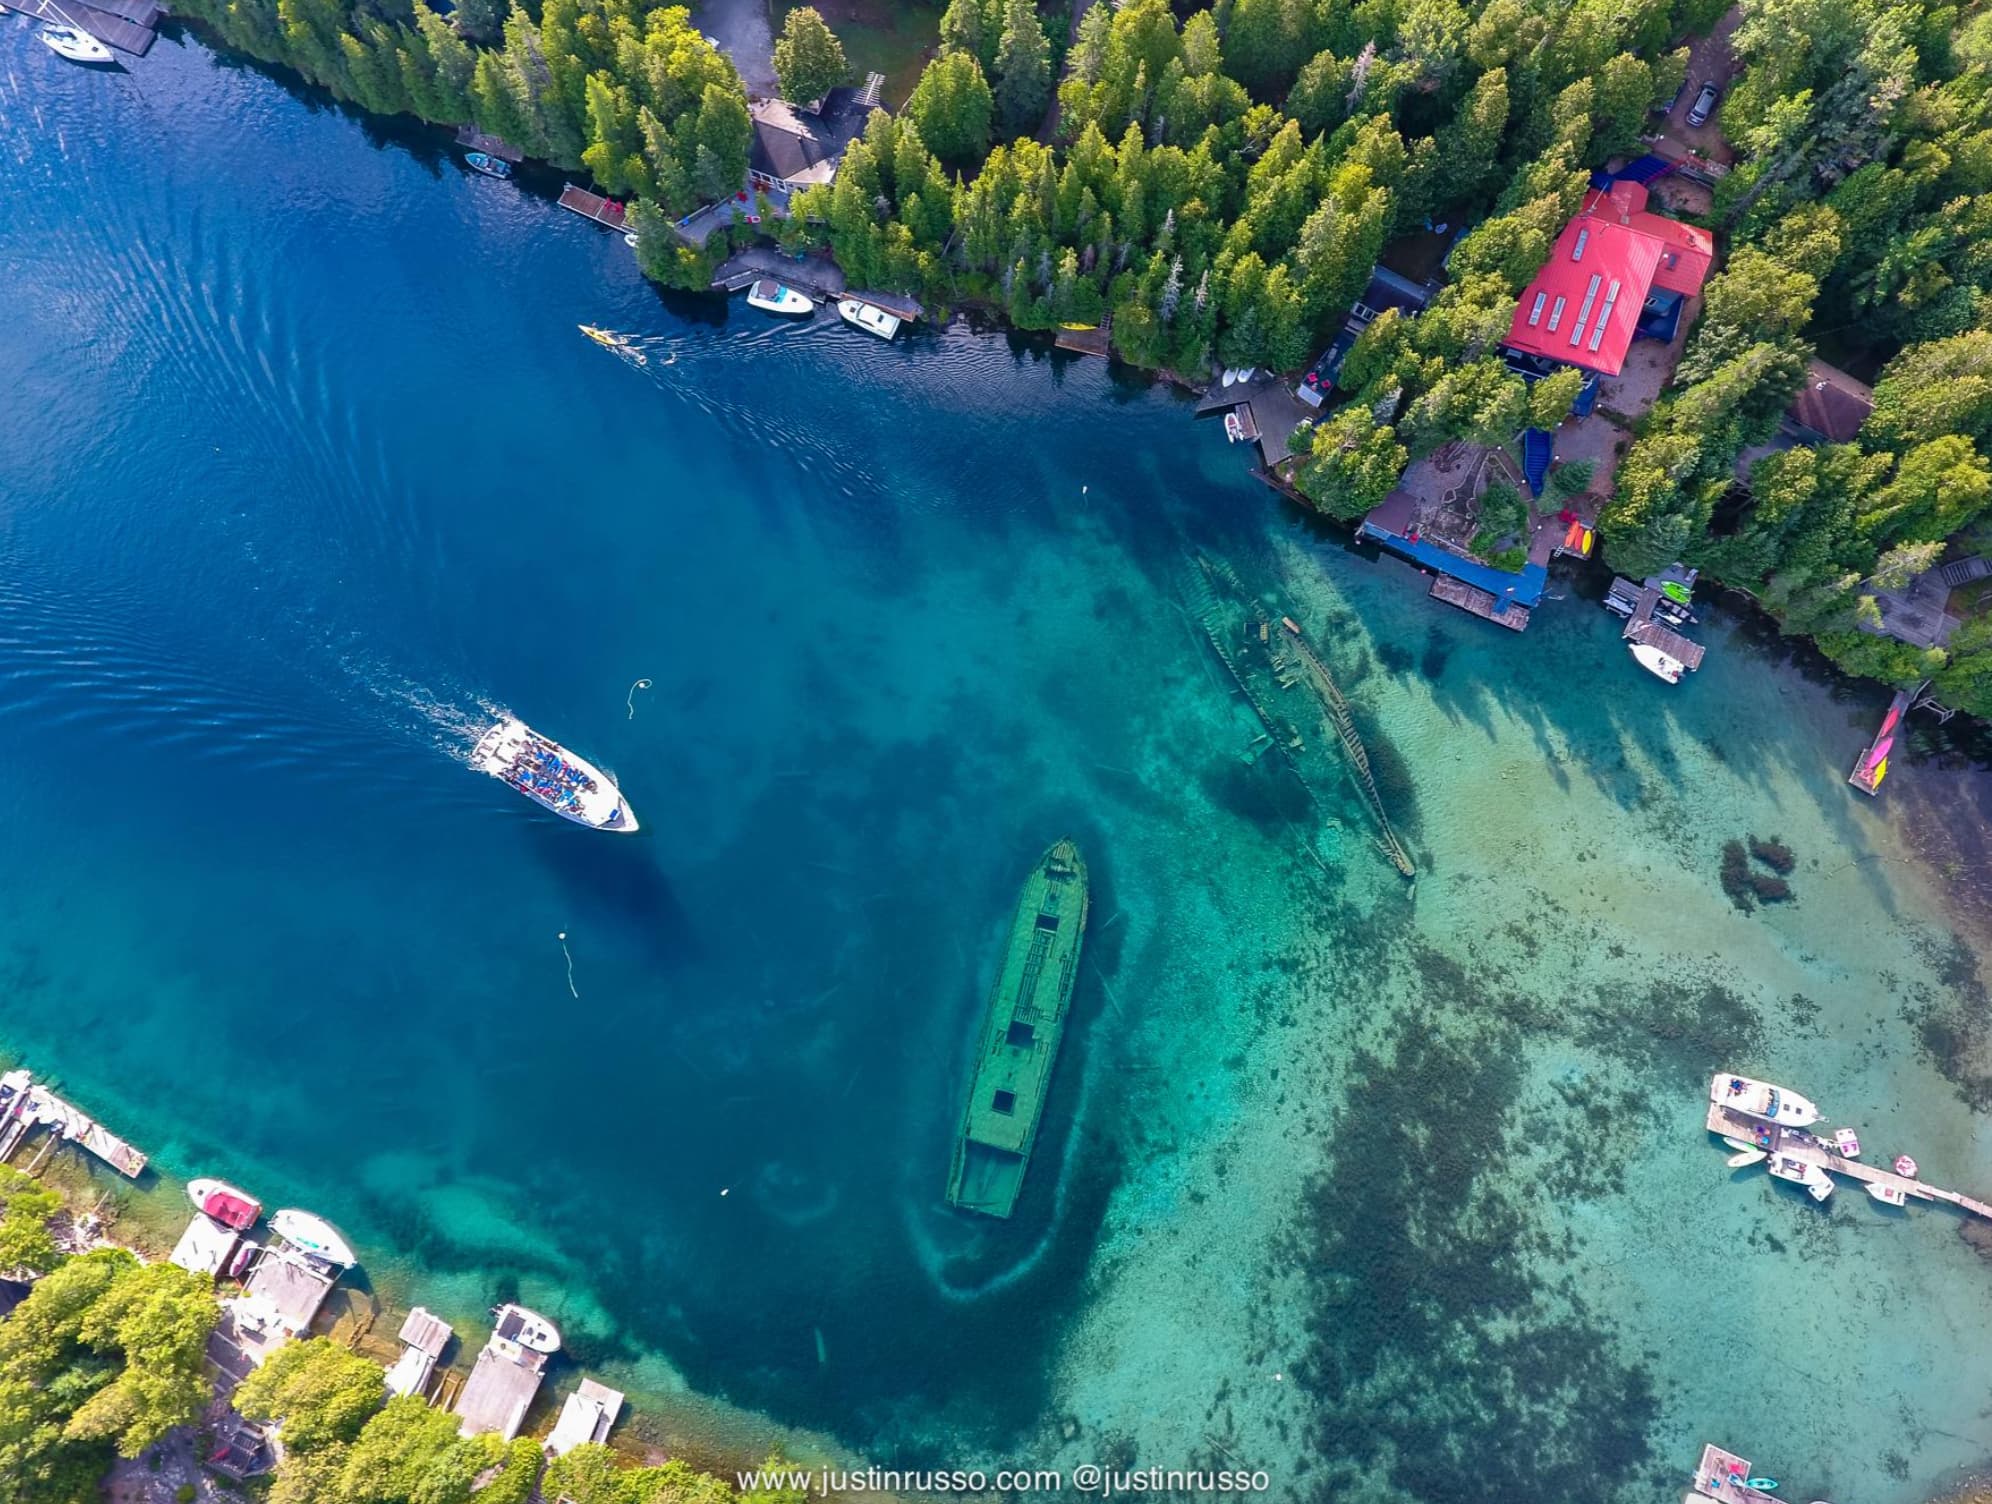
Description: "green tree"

(1526, 368), (1584, 431)
(1401, 358), (1530, 455)
(993, 0), (1052, 135)
(235, 1337), (386, 1452)
(0, 1169), (62, 1277)
(1293, 406), (1409, 519)
(774, 7), (847, 105)
(905, 51), (993, 168)
(1865, 330), (1992, 453)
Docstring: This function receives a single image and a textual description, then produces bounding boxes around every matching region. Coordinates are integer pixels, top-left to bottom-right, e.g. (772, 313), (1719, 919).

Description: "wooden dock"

(9, 0), (159, 54)
(557, 185), (627, 231)
(1431, 575), (1531, 631)
(386, 1307), (453, 1398)
(0, 1071), (148, 1179)
(1053, 322), (1111, 357)
(1707, 1100), (1992, 1218)
(1849, 685), (1914, 795)
(1622, 585), (1706, 671)
(545, 1377), (624, 1456)
(453, 127), (523, 164)
(1687, 1443), (1780, 1504)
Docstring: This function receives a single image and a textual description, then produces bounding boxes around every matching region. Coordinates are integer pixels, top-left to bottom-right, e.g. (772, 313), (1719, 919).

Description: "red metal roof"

(1503, 183), (1714, 376)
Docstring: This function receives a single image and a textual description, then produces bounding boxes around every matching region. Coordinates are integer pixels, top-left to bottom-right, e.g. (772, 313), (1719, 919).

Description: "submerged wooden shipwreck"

(1190, 554), (1415, 879)
(946, 840), (1091, 1219)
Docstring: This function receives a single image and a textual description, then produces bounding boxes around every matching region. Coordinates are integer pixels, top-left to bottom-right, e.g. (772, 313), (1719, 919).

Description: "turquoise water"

(7, 26), (1992, 1503)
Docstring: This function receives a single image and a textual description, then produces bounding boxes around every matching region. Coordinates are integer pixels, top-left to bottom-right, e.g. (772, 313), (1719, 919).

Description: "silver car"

(1686, 82), (1720, 127)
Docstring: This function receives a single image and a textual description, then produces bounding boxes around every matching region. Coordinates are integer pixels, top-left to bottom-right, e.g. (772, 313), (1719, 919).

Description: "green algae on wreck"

(948, 841), (1091, 1219)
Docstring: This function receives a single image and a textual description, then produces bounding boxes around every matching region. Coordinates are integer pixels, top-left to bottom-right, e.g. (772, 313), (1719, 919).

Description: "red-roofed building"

(1504, 181), (1715, 377)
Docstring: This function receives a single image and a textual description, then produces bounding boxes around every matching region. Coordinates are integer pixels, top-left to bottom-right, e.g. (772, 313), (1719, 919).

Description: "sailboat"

(40, 23), (113, 62)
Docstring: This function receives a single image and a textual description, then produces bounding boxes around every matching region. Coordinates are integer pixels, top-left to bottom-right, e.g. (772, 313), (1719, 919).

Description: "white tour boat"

(1711, 1072), (1821, 1127)
(40, 23), (113, 62)
(1631, 641), (1686, 683)
(836, 297), (900, 340)
(745, 279), (813, 316)
(187, 1177), (262, 1233)
(270, 1208), (357, 1267)
(472, 718), (637, 832)
(491, 1302), (562, 1355)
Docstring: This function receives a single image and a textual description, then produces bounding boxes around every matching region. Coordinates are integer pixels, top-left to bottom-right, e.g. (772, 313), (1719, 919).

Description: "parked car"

(1686, 82), (1721, 127)
(1654, 77), (1688, 116)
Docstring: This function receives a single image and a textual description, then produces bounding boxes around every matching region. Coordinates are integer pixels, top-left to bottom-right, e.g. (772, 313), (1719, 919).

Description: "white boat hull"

(1631, 642), (1685, 682)
(746, 281), (813, 316)
(472, 718), (637, 832)
(836, 298), (900, 339)
(1712, 1072), (1820, 1127)
(40, 24), (113, 61)
(188, 1177), (262, 1230)
(492, 1302), (561, 1355)
(270, 1208), (357, 1267)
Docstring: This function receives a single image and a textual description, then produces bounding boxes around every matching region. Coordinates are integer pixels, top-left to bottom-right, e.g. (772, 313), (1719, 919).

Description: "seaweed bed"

(1721, 836), (1797, 912)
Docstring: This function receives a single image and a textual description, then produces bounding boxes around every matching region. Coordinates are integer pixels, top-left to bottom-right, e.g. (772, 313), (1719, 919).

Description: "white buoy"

(558, 932), (579, 999)
(626, 677), (652, 719)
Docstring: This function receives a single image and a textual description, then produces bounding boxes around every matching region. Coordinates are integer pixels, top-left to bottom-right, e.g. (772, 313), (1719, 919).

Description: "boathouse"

(545, 1377), (625, 1457)
(386, 1307), (454, 1398)
(1502, 180), (1713, 378)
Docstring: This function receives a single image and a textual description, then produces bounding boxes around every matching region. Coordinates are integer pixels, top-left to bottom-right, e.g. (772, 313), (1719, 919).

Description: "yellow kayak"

(578, 324), (647, 365)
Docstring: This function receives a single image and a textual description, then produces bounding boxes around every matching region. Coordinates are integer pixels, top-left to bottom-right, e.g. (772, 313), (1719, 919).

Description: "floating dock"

(1707, 1099), (1992, 1218)
(386, 1307), (454, 1398)
(169, 1212), (242, 1278)
(545, 1377), (624, 1456)
(0, 1070), (148, 1178)
(1686, 1443), (1789, 1504)
(7, 0), (159, 54)
(1431, 575), (1530, 631)
(455, 1309), (556, 1440)
(453, 127), (523, 164)
(1849, 685), (1914, 795)
(1610, 579), (1706, 673)
(557, 185), (628, 231)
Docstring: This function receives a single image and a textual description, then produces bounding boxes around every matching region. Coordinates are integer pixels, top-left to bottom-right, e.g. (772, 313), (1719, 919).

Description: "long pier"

(1707, 1100), (1992, 1218)
(0, 1069), (148, 1178)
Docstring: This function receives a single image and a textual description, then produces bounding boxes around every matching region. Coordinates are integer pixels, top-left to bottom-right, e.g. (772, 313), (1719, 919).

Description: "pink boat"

(188, 1178), (261, 1233)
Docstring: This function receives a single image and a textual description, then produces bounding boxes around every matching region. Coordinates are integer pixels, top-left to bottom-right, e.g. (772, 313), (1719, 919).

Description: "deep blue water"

(0, 22), (1306, 1452)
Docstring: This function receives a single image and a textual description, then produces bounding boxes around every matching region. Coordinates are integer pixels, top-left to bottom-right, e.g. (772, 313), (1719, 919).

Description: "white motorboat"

(1711, 1073), (1821, 1127)
(40, 23), (113, 62)
(836, 297), (900, 340)
(270, 1208), (357, 1267)
(1865, 1181), (1908, 1207)
(472, 717), (637, 832)
(1220, 368), (1237, 387)
(187, 1177), (262, 1232)
(491, 1302), (561, 1355)
(1631, 641), (1685, 682)
(1768, 1154), (1833, 1201)
(1725, 1146), (1768, 1168)
(745, 279), (813, 316)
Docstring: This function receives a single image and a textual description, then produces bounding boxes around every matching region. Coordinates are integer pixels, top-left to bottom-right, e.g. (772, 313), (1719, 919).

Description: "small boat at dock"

(188, 1177), (262, 1232)
(39, 23), (113, 62)
(946, 840), (1090, 1219)
(492, 1302), (561, 1354)
(472, 717), (637, 832)
(745, 279), (813, 316)
(464, 151), (512, 179)
(836, 297), (899, 340)
(1768, 1153), (1833, 1201)
(1866, 1181), (1909, 1207)
(270, 1208), (356, 1267)
(1712, 1073), (1821, 1128)
(1632, 641), (1686, 683)
(1725, 1144), (1767, 1168)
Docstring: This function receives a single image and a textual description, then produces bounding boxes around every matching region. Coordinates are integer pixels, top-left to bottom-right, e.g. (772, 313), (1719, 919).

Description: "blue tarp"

(1359, 524), (1550, 610)
(1572, 371), (1600, 417)
(1522, 429), (1553, 496)
(1589, 155), (1674, 190)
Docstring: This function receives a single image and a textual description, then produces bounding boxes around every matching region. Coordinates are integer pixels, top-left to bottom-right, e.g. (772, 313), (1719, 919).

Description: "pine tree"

(774, 7), (847, 105)
(993, 0), (1052, 136)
